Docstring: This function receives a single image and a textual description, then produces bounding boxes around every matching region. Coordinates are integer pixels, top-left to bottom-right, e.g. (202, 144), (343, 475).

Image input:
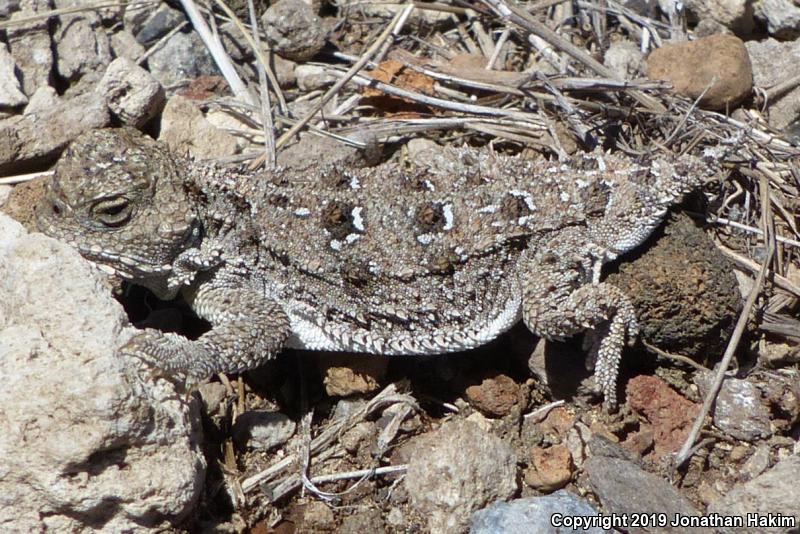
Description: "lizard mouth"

(72, 245), (174, 281)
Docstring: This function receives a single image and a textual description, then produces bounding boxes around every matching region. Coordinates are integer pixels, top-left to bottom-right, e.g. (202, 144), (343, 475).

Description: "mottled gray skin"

(37, 128), (710, 408)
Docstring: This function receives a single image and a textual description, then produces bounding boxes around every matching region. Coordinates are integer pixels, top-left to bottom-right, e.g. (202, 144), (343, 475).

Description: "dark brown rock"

(607, 212), (740, 361)
(646, 34), (752, 110)
(0, 177), (46, 232)
(317, 353), (389, 397)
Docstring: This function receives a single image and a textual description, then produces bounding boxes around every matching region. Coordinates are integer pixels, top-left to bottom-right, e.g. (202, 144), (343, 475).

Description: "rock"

(298, 501), (335, 531)
(123, 0), (153, 35)
(52, 4), (113, 88)
(277, 131), (376, 172)
(6, 3), (54, 96)
(337, 508), (386, 534)
(405, 419), (517, 534)
(585, 453), (704, 534)
(159, 95), (239, 159)
(693, 18), (732, 37)
(646, 34), (752, 110)
(271, 54), (297, 89)
(465, 374), (520, 417)
(98, 57), (165, 127)
(110, 29), (146, 62)
(684, 0), (755, 35)
(694, 370), (772, 441)
(755, 0), (800, 39)
(262, 0), (326, 61)
(0, 185), (11, 206)
(337, 0), (451, 26)
(708, 455), (800, 532)
(741, 444), (771, 480)
(231, 410), (296, 450)
(524, 444), (573, 491)
(470, 490), (611, 534)
(177, 75), (228, 101)
(296, 64), (337, 91)
(197, 381), (228, 416)
(621, 428), (655, 457)
(147, 30), (219, 88)
(340, 421), (377, 454)
(317, 353), (388, 397)
(23, 86), (59, 114)
(625, 375), (699, 457)
(745, 38), (800, 132)
(0, 91), (110, 174)
(0, 0), (20, 18)
(134, 3), (186, 45)
(0, 42), (27, 109)
(538, 405), (576, 437)
(387, 507), (405, 527)
(0, 176), (45, 232)
(607, 213), (740, 360)
(0, 214), (205, 532)
(603, 39), (645, 80)
(405, 138), (441, 166)
(621, 0), (658, 17)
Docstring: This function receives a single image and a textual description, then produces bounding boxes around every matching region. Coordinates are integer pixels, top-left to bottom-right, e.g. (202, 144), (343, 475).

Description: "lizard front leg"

(520, 229), (638, 410)
(125, 278), (291, 379)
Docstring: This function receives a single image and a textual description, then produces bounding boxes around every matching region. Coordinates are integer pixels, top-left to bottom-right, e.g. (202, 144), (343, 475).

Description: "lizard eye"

(93, 198), (132, 227)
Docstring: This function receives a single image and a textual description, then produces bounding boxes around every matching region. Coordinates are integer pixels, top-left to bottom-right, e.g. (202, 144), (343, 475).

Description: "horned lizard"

(36, 128), (710, 408)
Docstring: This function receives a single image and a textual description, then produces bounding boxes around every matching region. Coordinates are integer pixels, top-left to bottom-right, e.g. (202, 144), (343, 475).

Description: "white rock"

(98, 57), (165, 127)
(6, 7), (54, 96)
(295, 64), (337, 91)
(0, 185), (11, 207)
(0, 41), (27, 108)
(603, 39), (645, 80)
(232, 411), (296, 450)
(52, 6), (113, 86)
(709, 455), (800, 531)
(755, 0), (800, 39)
(0, 214), (205, 532)
(262, 0), (327, 61)
(159, 95), (239, 159)
(23, 86), (59, 115)
(745, 38), (800, 131)
(405, 419), (517, 534)
(147, 31), (218, 88)
(110, 29), (146, 62)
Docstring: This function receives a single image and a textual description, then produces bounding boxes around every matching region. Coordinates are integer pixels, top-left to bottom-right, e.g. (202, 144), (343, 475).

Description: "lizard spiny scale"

(37, 127), (715, 409)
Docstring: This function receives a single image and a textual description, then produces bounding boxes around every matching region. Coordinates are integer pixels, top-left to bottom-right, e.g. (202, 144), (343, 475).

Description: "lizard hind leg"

(520, 229), (639, 410)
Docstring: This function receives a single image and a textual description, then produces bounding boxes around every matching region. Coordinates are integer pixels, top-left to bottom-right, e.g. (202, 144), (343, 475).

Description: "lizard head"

(37, 128), (201, 295)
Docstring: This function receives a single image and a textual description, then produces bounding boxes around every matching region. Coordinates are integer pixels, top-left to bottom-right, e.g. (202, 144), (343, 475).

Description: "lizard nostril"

(52, 203), (62, 216)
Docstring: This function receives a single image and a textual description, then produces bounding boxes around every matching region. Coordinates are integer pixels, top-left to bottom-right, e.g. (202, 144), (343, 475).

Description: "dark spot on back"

(500, 194), (531, 218)
(416, 203), (444, 232)
(321, 200), (354, 239)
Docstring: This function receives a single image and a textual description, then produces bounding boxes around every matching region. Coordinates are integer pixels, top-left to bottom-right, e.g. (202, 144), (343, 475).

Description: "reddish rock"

(524, 444), (573, 491)
(465, 374), (520, 417)
(538, 406), (575, 437)
(646, 34), (752, 110)
(626, 375), (700, 457)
